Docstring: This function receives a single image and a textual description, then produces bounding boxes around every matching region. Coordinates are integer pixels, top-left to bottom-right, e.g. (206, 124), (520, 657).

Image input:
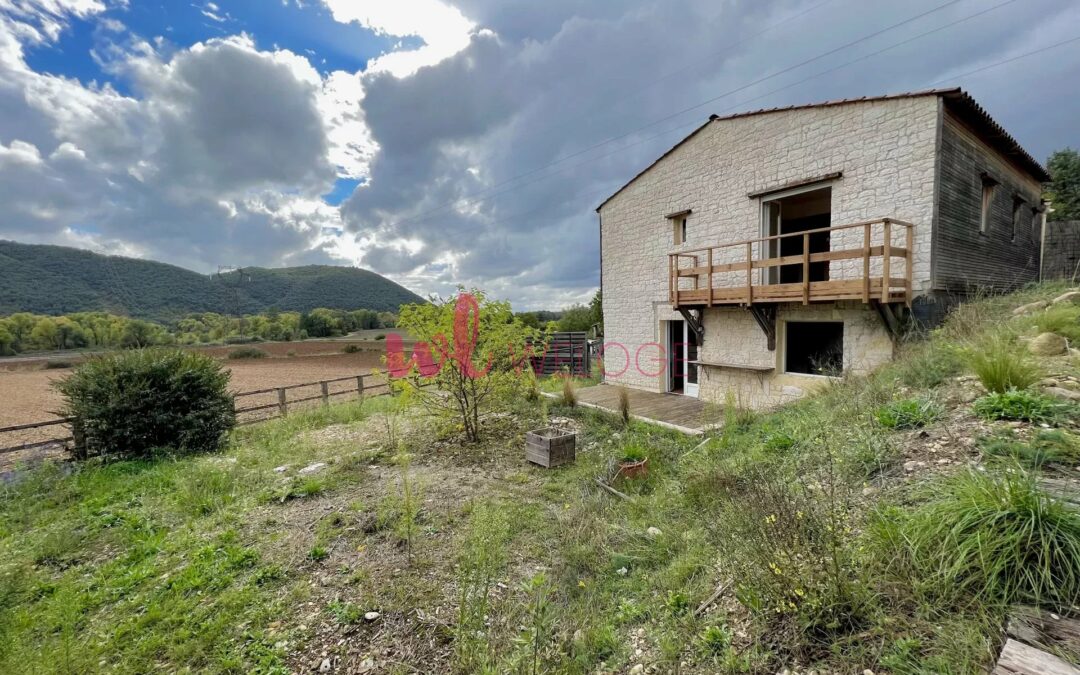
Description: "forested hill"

(0, 240), (425, 321)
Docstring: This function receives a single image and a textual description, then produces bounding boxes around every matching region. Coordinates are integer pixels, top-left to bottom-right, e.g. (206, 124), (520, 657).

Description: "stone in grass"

(646, 527), (663, 538)
(1029, 332), (1068, 357)
(364, 611), (380, 622)
(1012, 300), (1048, 316)
(319, 658), (332, 673)
(298, 462), (328, 476)
(1051, 290), (1080, 306)
(1045, 386), (1080, 402)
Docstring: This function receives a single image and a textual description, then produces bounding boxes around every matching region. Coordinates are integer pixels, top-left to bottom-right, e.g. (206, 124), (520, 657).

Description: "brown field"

(0, 346), (401, 454)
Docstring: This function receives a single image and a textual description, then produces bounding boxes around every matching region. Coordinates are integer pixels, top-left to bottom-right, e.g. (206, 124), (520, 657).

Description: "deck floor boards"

(573, 384), (723, 433)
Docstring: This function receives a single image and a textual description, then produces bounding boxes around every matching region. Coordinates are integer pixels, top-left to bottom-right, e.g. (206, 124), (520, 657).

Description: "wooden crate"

(525, 428), (576, 468)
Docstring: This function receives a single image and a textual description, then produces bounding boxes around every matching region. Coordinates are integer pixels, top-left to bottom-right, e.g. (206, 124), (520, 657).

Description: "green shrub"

(342, 344), (362, 353)
(227, 346), (267, 360)
(973, 390), (1072, 424)
(963, 335), (1041, 393)
(224, 335), (263, 345)
(375, 334), (386, 341)
(875, 397), (944, 430)
(877, 468), (1080, 606)
(980, 429), (1080, 468)
(56, 348), (235, 459)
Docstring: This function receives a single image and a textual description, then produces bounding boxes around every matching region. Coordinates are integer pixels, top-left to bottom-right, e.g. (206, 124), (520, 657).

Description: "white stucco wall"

(598, 96), (939, 404)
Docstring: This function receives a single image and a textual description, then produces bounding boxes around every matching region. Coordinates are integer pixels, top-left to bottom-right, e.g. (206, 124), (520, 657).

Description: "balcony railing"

(668, 218), (913, 307)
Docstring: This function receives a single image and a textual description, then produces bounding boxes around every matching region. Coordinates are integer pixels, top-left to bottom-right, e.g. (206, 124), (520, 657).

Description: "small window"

(785, 321), (843, 376)
(668, 210), (690, 245)
(980, 175), (998, 234)
(1011, 197), (1025, 242)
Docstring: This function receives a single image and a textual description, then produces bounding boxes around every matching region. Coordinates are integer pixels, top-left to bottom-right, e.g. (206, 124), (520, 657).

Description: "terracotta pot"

(618, 456), (649, 480)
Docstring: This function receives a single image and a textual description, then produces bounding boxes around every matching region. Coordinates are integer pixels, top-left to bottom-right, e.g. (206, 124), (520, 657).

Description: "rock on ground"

(1013, 300), (1048, 316)
(1030, 332), (1068, 357)
(299, 462), (329, 476)
(1051, 290), (1080, 306)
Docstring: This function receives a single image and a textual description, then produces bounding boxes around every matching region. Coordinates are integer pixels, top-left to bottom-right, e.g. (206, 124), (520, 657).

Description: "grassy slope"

(1, 283), (1079, 674)
(0, 240), (425, 320)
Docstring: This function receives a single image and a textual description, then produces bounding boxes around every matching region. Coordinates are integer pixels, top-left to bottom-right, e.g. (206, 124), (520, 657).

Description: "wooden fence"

(0, 370), (393, 460)
(529, 332), (592, 377)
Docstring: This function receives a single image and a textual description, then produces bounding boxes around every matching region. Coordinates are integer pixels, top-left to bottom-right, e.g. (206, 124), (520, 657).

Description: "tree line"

(0, 308), (398, 356)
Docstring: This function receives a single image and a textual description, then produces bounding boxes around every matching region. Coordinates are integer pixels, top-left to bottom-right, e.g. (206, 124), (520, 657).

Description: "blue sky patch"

(23, 0), (421, 94)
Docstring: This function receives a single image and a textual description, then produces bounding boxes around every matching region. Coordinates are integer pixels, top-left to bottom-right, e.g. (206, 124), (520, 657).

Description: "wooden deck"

(669, 217), (913, 307)
(572, 384), (723, 433)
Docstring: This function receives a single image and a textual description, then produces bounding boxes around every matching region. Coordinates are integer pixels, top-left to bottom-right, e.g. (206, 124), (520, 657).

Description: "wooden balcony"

(668, 218), (913, 308)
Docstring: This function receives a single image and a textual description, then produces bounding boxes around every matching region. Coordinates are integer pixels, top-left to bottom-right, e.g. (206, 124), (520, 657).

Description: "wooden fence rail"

(0, 370), (394, 457)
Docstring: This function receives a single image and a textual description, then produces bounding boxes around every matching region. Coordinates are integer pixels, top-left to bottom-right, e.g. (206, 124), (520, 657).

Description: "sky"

(0, 0), (1078, 310)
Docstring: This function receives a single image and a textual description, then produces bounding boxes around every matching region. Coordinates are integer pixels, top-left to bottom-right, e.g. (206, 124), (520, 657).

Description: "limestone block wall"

(600, 96), (939, 394)
(695, 304), (894, 409)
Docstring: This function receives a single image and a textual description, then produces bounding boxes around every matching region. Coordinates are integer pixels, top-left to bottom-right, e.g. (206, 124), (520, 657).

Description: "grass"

(979, 429), (1080, 468)
(973, 389), (1075, 424)
(2, 283), (1079, 673)
(874, 468), (1080, 607)
(963, 334), (1042, 393)
(875, 396), (944, 429)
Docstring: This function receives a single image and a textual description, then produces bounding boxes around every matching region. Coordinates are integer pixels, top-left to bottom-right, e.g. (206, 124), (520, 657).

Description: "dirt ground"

(0, 348), (394, 451)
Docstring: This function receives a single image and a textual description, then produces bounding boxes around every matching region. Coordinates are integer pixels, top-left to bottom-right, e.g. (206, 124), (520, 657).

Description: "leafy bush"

(875, 397), (944, 430)
(980, 429), (1080, 468)
(227, 346), (268, 359)
(973, 390), (1073, 424)
(963, 335), (1041, 393)
(876, 468), (1080, 606)
(342, 343), (362, 353)
(224, 335), (263, 345)
(56, 349), (235, 459)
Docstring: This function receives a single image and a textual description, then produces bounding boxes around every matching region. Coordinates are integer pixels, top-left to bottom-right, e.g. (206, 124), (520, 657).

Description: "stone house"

(596, 88), (1049, 409)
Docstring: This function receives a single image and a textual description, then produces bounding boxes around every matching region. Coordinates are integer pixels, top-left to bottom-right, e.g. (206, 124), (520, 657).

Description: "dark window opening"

(763, 186), (832, 284)
(785, 321), (843, 376)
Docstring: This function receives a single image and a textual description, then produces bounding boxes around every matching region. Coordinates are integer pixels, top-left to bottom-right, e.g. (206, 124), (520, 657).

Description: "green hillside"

(0, 240), (425, 320)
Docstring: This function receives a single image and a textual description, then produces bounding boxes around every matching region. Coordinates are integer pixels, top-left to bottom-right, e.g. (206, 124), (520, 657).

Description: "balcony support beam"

(748, 305), (777, 351)
(677, 307), (704, 344)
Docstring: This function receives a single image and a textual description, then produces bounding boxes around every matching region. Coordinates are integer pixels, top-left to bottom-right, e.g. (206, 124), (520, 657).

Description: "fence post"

(356, 375), (365, 403)
(277, 388), (287, 417)
(320, 381), (329, 406)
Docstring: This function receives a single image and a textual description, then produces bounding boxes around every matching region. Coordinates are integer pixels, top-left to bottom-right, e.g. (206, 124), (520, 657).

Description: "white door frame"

(684, 321), (699, 398)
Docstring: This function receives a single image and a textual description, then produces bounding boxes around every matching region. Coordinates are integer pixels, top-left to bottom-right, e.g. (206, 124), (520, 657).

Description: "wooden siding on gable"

(933, 112), (1043, 292)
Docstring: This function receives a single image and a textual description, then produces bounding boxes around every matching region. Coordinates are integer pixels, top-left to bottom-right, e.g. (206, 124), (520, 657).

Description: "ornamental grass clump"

(56, 348), (235, 460)
(963, 334), (1041, 394)
(878, 468), (1080, 607)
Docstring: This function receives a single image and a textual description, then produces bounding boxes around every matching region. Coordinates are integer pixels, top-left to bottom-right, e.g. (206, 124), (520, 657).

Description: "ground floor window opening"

(785, 321), (843, 376)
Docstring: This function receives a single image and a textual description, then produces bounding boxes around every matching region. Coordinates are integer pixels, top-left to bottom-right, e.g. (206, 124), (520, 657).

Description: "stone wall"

(1042, 220), (1080, 282)
(694, 304), (894, 409)
(599, 96), (939, 398)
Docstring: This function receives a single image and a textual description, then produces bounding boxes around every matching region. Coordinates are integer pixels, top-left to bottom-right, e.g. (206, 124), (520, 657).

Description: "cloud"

(320, 0), (477, 77)
(1, 0), (1079, 311)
